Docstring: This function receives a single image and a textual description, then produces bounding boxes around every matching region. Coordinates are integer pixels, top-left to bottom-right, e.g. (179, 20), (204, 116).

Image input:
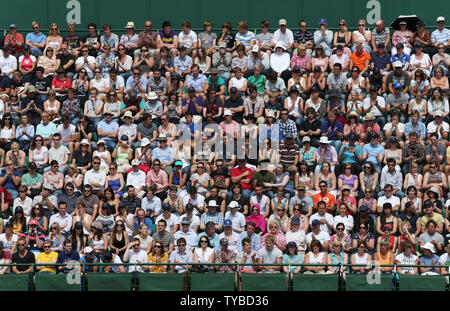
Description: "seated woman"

(72, 140), (92, 174)
(112, 138), (133, 175)
(64, 164), (83, 195)
(47, 222), (65, 253)
(168, 162), (188, 199)
(426, 87), (449, 122)
(246, 204), (267, 235)
(282, 241), (303, 274)
(330, 221), (352, 253)
(269, 205), (290, 234)
(376, 203), (398, 236)
(193, 237), (215, 273)
(419, 243), (441, 275)
(261, 221), (286, 252)
(297, 161), (315, 197)
(422, 161), (447, 201)
(311, 45), (329, 75)
(287, 203), (309, 232)
(352, 221), (375, 253)
(336, 186), (357, 215)
(326, 241), (348, 275)
(99, 187), (120, 216)
(408, 91), (428, 121)
(410, 69), (430, 99)
(37, 47), (60, 78)
(314, 162), (337, 198)
(430, 66), (449, 91)
(377, 224), (398, 253)
(350, 241), (372, 274)
(381, 137), (403, 170)
(43, 90), (61, 123)
(395, 241), (418, 275)
(373, 239), (395, 273)
(400, 185), (422, 214)
(397, 221), (418, 254)
(347, 66), (366, 102)
(359, 162), (379, 199)
(337, 164), (358, 199)
(147, 241), (169, 273)
(303, 240), (327, 274)
(46, 23), (63, 54)
(351, 19), (372, 53)
(105, 162), (125, 198)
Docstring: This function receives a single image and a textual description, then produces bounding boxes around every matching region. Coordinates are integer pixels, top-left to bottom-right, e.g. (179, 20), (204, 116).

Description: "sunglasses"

(358, 24), (366, 26)
(154, 245), (162, 248)
(200, 240), (208, 243)
(93, 162), (100, 165)
(339, 23), (346, 26)
(44, 246), (51, 249)
(18, 244), (25, 246)
(293, 208), (300, 211)
(178, 244), (185, 247)
(360, 226), (366, 229)
(336, 228), (345, 231)
(141, 49), (148, 52)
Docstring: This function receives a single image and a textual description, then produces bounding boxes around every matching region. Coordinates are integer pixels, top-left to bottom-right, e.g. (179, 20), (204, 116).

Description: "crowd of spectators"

(0, 16), (449, 278)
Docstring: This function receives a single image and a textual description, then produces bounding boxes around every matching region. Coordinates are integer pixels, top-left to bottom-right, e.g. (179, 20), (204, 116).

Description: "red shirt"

(51, 77), (72, 93)
(231, 166), (253, 190)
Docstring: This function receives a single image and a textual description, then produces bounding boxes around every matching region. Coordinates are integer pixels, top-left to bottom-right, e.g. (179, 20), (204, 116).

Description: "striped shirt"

(235, 31), (256, 47)
(431, 28), (450, 44)
(278, 142), (300, 166)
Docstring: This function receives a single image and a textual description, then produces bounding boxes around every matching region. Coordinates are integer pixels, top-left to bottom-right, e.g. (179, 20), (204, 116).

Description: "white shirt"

(182, 195), (206, 216)
(0, 55), (17, 74)
(427, 121), (450, 139)
(13, 197), (33, 216)
(395, 252), (418, 274)
(48, 145), (70, 165)
(178, 213), (201, 232)
(126, 249), (148, 272)
(49, 213), (73, 234)
(141, 195), (161, 215)
(155, 213), (180, 233)
(57, 124), (76, 141)
(110, 75), (125, 93)
(363, 96), (386, 117)
(333, 215), (354, 234)
(0, 233), (18, 252)
(377, 195), (400, 209)
(273, 29), (294, 49)
(285, 230), (307, 252)
(75, 56), (96, 75)
(126, 170), (146, 189)
(84, 169), (107, 190)
(383, 122), (405, 133)
(306, 231), (331, 245)
(218, 231), (241, 254)
(178, 30), (198, 49)
(309, 212), (334, 234)
(224, 211), (246, 230)
(270, 52), (291, 74)
(173, 229), (197, 250)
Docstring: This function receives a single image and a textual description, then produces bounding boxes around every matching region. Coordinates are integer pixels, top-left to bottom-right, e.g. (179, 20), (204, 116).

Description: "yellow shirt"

(36, 251), (58, 273)
(148, 253), (169, 273)
(420, 213), (444, 227)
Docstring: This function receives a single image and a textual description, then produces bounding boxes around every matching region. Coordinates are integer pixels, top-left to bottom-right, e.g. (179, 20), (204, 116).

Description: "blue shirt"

(431, 28), (450, 44)
(363, 143), (385, 164)
(132, 217), (153, 233)
(419, 254), (440, 274)
(282, 254), (303, 272)
(185, 74), (207, 91)
(80, 255), (99, 272)
(339, 144), (363, 163)
(321, 120), (343, 141)
(371, 52), (391, 70)
(125, 75), (148, 95)
(36, 122), (57, 138)
(0, 170), (21, 190)
(16, 124), (35, 142)
(391, 53), (410, 67)
(404, 121), (426, 139)
(25, 32), (47, 47)
(97, 119), (119, 141)
(173, 55), (193, 74)
(151, 146), (174, 164)
(238, 232), (261, 252)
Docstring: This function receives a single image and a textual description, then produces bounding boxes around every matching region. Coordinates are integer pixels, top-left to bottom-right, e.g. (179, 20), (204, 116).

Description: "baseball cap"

(141, 137), (150, 147)
(393, 81), (402, 89)
(393, 60), (403, 68)
(175, 160), (183, 167)
(131, 159), (140, 166)
(28, 219), (39, 226)
(185, 203), (194, 211)
(228, 201), (239, 209)
(83, 246), (94, 254)
(396, 43), (404, 49)
(181, 217), (191, 225)
(9, 24), (17, 29)
(251, 45), (259, 53)
(437, 16), (445, 22)
(422, 242), (436, 254)
(187, 86), (196, 93)
(302, 136), (311, 143)
(80, 139), (89, 145)
(291, 216), (300, 225)
(223, 109), (233, 116)
(287, 241), (297, 249)
(162, 203), (171, 211)
(220, 238), (229, 246)
(434, 110), (444, 117)
(319, 18), (327, 25)
(311, 219), (321, 226)
(399, 21), (407, 26)
(218, 42), (227, 48)
(43, 183), (53, 191)
(230, 86), (238, 93)
(224, 219), (232, 227)
(359, 205), (368, 212)
(279, 19), (287, 26)
(297, 183), (306, 191)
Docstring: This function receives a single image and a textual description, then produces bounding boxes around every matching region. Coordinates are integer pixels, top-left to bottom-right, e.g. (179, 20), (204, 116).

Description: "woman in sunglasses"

(37, 47), (60, 78)
(0, 113), (15, 151)
(148, 241), (168, 273)
(46, 23), (63, 54)
(330, 221), (352, 254)
(352, 221), (375, 253)
(351, 19), (372, 53)
(350, 241), (372, 274)
(358, 188), (377, 222)
(193, 237), (215, 273)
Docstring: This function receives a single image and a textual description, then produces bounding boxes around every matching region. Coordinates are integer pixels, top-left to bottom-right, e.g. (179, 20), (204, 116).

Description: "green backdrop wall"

(0, 0), (448, 32)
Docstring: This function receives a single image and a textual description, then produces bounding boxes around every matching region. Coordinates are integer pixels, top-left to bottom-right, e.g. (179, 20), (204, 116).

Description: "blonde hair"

(339, 19), (348, 33)
(49, 23), (60, 35)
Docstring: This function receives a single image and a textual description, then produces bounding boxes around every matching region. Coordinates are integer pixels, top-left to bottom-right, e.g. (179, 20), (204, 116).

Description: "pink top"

(146, 169), (168, 192)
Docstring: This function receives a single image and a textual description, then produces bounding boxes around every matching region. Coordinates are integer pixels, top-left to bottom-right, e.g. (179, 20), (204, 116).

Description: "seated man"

(305, 219), (331, 251)
(169, 237), (193, 273)
(256, 235), (282, 273)
(97, 110), (119, 152)
(200, 200), (224, 232)
(379, 159), (405, 200)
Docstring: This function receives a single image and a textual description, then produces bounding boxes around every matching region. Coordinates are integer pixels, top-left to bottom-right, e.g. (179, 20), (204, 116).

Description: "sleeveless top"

(272, 197), (288, 211)
(411, 99), (426, 114)
(167, 101), (180, 122)
(95, 150), (108, 167)
(276, 172), (295, 195)
(116, 149), (130, 163)
(352, 30), (370, 45)
(112, 234), (126, 255)
(21, 56), (34, 71)
(48, 40), (60, 50)
(313, 57), (327, 72)
(0, 127), (13, 140)
(252, 195), (269, 215)
(195, 247), (214, 263)
(74, 79), (87, 97)
(336, 33), (346, 44)
(230, 77), (246, 90)
(299, 172), (313, 190)
(308, 252), (326, 264)
(339, 174), (357, 189)
(47, 101), (58, 114)
(428, 171), (443, 184)
(354, 253), (369, 265)
(380, 235), (395, 251)
(362, 173), (376, 190)
(172, 169), (181, 186)
(159, 125), (174, 139)
(31, 147), (48, 164)
(319, 174), (333, 190)
(92, 238), (105, 251)
(376, 251), (392, 266)
(429, 99), (445, 113)
(361, 198), (376, 218)
(286, 97), (301, 118)
(108, 178), (122, 192)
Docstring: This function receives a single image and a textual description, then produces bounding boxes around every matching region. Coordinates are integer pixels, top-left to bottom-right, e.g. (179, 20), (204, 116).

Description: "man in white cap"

(97, 109), (119, 152)
(151, 134), (174, 174)
(313, 18), (333, 56)
(247, 45), (270, 74)
(270, 44), (290, 79)
(219, 109), (239, 139)
(426, 110), (449, 142)
(314, 136), (337, 174)
(32, 183), (58, 219)
(118, 111), (138, 148)
(431, 16), (450, 53)
(200, 200), (224, 232)
(386, 60), (410, 96)
(144, 91), (163, 125)
(126, 159), (147, 198)
(224, 201), (246, 234)
(273, 19), (294, 52)
(80, 246), (99, 273)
